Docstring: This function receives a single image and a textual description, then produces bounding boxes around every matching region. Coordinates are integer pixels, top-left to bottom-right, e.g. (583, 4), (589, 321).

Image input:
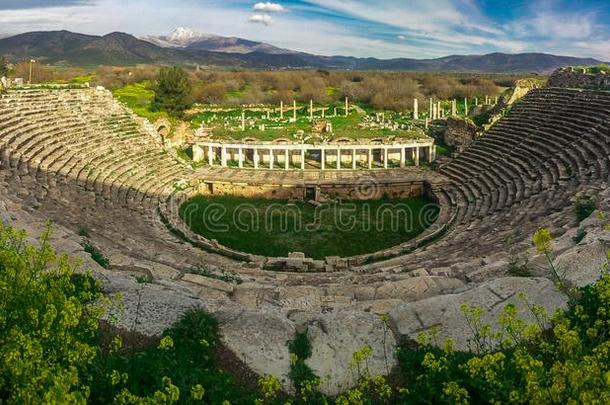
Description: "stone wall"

(196, 180), (426, 201)
(505, 78), (540, 105)
(443, 117), (478, 151)
(548, 68), (610, 90)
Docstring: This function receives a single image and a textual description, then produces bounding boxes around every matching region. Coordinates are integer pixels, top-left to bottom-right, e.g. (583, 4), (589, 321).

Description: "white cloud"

(397, 35), (406, 40)
(509, 11), (598, 40)
(253, 2), (285, 13)
(1, 0), (608, 60)
(248, 14), (273, 26)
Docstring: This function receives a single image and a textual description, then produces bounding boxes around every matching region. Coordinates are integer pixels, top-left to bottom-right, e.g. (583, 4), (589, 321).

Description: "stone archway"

(154, 118), (171, 140)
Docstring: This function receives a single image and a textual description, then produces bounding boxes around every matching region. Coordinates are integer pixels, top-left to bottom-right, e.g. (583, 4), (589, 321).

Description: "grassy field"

(179, 195), (439, 258)
(190, 109), (426, 141)
(112, 81), (167, 121)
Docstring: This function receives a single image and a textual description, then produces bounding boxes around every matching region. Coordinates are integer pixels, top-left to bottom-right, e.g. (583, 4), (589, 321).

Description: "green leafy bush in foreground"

(2, 222), (610, 404)
(0, 224), (105, 403)
(89, 310), (259, 404)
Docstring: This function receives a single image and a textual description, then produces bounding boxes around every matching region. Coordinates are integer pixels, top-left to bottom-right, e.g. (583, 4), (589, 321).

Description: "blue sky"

(1, 0), (609, 60)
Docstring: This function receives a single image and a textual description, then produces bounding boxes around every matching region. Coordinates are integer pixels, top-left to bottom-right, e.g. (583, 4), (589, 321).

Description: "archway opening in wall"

(305, 186), (317, 201)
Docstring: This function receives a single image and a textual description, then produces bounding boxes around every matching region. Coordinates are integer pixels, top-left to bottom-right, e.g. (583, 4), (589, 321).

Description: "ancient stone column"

(475, 97), (479, 107)
(253, 148), (259, 169)
(285, 149), (289, 170)
(310, 100), (314, 121)
(400, 147), (406, 168)
(334, 107), (337, 116)
(192, 145), (204, 162)
(464, 98), (468, 116)
(301, 149), (305, 170)
(266, 110), (270, 119)
(352, 148), (357, 170)
(321, 149), (325, 170)
(238, 147), (243, 168)
(429, 98), (433, 118)
(280, 100), (284, 119)
(383, 148), (388, 169)
(368, 148), (373, 169)
(495, 96), (499, 105)
(336, 149), (341, 170)
(414, 147), (420, 166)
(345, 97), (349, 117)
(451, 99), (457, 116)
(425, 117), (429, 129)
(432, 105), (438, 120)
(269, 149), (274, 169)
(413, 98), (419, 120)
(241, 111), (246, 131)
(208, 145), (213, 166)
(437, 101), (442, 119)
(221, 146), (227, 167)
(321, 108), (325, 118)
(293, 100), (297, 120)
(485, 95), (489, 105)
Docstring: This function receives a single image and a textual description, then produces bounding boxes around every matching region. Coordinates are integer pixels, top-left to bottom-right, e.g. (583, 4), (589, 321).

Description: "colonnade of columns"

(194, 141), (436, 170)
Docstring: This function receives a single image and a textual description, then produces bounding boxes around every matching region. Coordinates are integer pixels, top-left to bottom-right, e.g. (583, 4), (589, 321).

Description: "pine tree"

(0, 56), (9, 77)
(151, 66), (190, 117)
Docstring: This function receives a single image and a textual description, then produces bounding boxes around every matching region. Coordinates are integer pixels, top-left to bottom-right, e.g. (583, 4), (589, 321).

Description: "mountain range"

(0, 28), (604, 73)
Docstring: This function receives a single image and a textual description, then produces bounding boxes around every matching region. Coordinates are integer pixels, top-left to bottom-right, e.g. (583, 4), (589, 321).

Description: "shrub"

(572, 227), (587, 243)
(89, 309), (261, 404)
(0, 224), (106, 403)
(396, 252), (610, 404)
(0, 56), (9, 77)
(83, 242), (110, 268)
(78, 225), (90, 237)
(575, 197), (596, 222)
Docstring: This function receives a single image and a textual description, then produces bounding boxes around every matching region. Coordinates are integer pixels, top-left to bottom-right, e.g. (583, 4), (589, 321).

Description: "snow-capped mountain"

(143, 27), (292, 55)
(143, 27), (212, 48)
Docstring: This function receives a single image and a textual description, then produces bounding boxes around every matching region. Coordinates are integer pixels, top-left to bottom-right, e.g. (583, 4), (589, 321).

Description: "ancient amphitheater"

(1, 74), (609, 395)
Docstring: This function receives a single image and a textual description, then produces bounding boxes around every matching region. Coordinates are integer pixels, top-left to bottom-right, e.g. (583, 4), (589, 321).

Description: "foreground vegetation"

(2, 221), (610, 403)
(179, 195), (439, 258)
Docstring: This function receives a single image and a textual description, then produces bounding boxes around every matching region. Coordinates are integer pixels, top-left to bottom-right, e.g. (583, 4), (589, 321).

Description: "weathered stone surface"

(554, 239), (609, 287)
(216, 309), (295, 391)
(290, 311), (397, 396)
(374, 276), (464, 301)
(390, 277), (568, 351)
(105, 278), (204, 337)
(553, 210), (610, 287)
(443, 117), (478, 150)
(182, 273), (235, 293)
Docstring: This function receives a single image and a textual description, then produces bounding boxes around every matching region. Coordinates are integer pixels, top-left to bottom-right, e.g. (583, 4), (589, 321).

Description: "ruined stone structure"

(194, 138), (435, 170)
(443, 117), (478, 151)
(0, 84), (609, 395)
(548, 67), (610, 90)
